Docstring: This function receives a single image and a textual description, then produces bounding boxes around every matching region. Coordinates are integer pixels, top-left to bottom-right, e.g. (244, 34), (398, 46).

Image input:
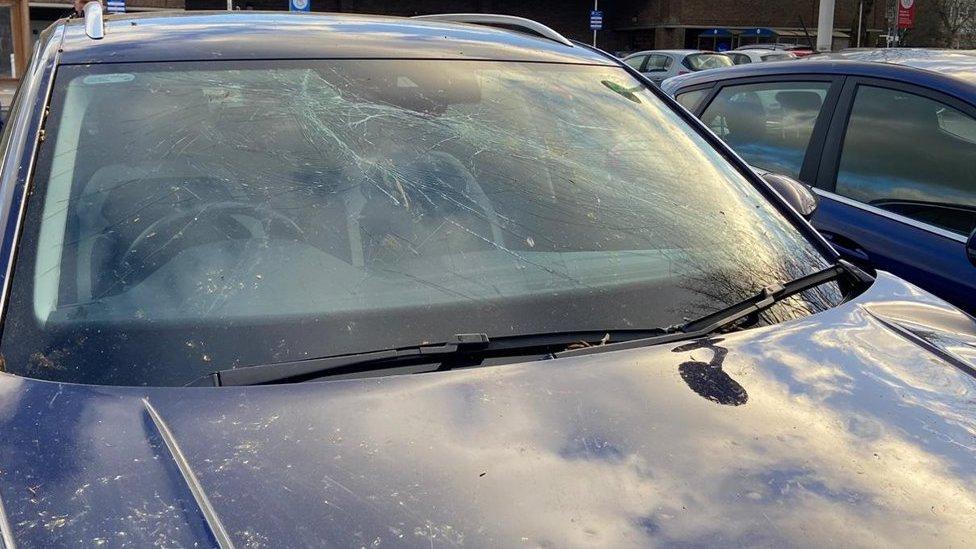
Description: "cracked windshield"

(1, 60), (840, 385)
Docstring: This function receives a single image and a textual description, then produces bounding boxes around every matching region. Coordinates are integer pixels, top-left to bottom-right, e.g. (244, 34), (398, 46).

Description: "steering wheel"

(425, 151), (506, 246)
(359, 151), (505, 245)
(117, 201), (304, 286)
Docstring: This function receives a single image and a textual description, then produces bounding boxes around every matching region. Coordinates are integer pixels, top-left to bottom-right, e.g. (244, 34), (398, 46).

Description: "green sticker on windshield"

(83, 73), (136, 85)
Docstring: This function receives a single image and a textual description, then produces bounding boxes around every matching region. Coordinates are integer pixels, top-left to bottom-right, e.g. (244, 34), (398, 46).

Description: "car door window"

(624, 55), (646, 70)
(727, 53), (751, 65)
(835, 85), (976, 236)
(700, 81), (830, 178)
(683, 54), (734, 71)
(644, 54), (672, 72)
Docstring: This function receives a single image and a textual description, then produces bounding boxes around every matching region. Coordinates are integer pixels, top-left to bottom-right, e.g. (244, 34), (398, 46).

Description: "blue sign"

(589, 10), (603, 30)
(106, 0), (125, 13)
(742, 27), (775, 37)
(703, 28), (731, 37)
(290, 0), (310, 12)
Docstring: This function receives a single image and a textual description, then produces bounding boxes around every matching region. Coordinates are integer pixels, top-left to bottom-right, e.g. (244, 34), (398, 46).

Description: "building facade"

(186, 0), (886, 53)
(0, 0), (886, 95)
(609, 0), (886, 52)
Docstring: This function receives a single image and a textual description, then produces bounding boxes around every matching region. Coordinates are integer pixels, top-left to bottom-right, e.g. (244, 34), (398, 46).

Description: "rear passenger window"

(675, 89), (708, 111)
(700, 81), (830, 178)
(624, 56), (645, 70)
(645, 55), (672, 72)
(727, 53), (751, 65)
(835, 85), (976, 235)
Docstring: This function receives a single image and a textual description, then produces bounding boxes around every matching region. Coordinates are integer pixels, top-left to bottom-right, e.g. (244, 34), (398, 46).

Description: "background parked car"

(735, 42), (816, 57)
(621, 49), (732, 84)
(724, 49), (797, 64)
(661, 49), (976, 314)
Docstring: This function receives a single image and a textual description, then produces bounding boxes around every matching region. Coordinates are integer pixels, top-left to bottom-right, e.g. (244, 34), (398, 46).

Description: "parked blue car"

(662, 49), (976, 314)
(0, 10), (974, 547)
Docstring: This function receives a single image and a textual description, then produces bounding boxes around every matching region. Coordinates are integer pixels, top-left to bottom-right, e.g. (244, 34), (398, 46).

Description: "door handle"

(820, 231), (871, 263)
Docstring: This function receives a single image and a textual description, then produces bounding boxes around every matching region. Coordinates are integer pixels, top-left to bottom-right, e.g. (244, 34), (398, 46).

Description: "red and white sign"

(898, 0), (916, 30)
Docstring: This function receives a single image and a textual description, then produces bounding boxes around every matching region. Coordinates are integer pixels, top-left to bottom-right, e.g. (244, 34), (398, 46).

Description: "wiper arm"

(192, 261), (870, 386)
(190, 329), (668, 387)
(191, 333), (492, 387)
(556, 260), (872, 359)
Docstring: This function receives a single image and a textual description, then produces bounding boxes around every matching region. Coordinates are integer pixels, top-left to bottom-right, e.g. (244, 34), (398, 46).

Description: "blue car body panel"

(663, 56), (976, 314)
(661, 53), (976, 103)
(0, 273), (975, 547)
(813, 192), (975, 314)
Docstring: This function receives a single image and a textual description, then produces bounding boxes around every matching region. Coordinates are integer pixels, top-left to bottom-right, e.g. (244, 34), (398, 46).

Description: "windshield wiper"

(555, 260), (872, 360)
(189, 329), (669, 387)
(192, 261), (871, 387)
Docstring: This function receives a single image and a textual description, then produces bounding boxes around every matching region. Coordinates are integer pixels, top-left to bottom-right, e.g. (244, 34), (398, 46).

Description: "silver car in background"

(621, 49), (733, 84)
(724, 48), (798, 64)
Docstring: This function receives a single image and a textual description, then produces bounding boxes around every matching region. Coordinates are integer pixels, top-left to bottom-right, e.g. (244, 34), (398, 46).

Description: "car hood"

(1, 272), (975, 547)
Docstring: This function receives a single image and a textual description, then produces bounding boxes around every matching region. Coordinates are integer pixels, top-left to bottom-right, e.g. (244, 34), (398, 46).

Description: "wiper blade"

(190, 329), (668, 387)
(192, 261), (870, 386)
(556, 260), (872, 359)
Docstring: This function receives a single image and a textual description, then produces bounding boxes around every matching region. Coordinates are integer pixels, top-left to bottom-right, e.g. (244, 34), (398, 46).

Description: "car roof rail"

(412, 14), (573, 47)
(83, 1), (105, 40)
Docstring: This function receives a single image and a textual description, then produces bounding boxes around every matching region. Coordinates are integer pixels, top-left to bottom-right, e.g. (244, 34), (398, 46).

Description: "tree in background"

(935, 0), (976, 47)
(849, 0), (876, 47)
(900, 0), (976, 47)
(902, 0), (947, 46)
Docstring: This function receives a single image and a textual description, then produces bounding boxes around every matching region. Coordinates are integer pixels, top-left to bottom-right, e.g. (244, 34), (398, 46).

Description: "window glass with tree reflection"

(836, 85), (976, 236)
(701, 81), (830, 179)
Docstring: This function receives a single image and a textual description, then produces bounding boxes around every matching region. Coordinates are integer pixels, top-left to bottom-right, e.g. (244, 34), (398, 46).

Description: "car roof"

(55, 11), (616, 66)
(661, 54), (976, 102)
(625, 49), (705, 57)
(819, 48), (976, 82)
(733, 49), (789, 55)
(735, 43), (810, 50)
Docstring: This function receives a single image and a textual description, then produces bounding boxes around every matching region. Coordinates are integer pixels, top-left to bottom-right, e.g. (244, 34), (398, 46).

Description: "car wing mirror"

(760, 172), (818, 219)
(967, 228), (976, 268)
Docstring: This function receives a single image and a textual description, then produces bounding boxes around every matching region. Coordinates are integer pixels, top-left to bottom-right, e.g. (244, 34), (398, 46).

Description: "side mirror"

(760, 172), (818, 219)
(967, 228), (976, 267)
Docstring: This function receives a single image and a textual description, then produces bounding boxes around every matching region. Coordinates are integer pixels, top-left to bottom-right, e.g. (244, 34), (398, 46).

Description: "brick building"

(610, 0), (886, 52)
(186, 0), (887, 53)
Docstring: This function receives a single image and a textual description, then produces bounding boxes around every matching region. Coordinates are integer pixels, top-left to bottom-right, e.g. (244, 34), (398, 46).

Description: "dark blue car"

(0, 9), (975, 546)
(662, 49), (976, 314)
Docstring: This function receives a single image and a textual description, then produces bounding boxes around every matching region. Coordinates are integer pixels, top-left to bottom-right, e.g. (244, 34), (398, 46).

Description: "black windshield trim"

(201, 261), (871, 387)
(195, 329), (670, 387)
(555, 261), (871, 359)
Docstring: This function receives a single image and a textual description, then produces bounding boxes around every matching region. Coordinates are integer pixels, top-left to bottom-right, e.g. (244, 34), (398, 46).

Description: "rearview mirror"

(967, 228), (976, 267)
(760, 172), (818, 219)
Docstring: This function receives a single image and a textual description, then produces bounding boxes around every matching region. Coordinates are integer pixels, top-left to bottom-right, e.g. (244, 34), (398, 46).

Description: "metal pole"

(857, 0), (863, 47)
(816, 0), (835, 52)
(227, 0), (232, 10)
(592, 0), (598, 47)
(888, 0), (896, 47)
(893, 0), (900, 46)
